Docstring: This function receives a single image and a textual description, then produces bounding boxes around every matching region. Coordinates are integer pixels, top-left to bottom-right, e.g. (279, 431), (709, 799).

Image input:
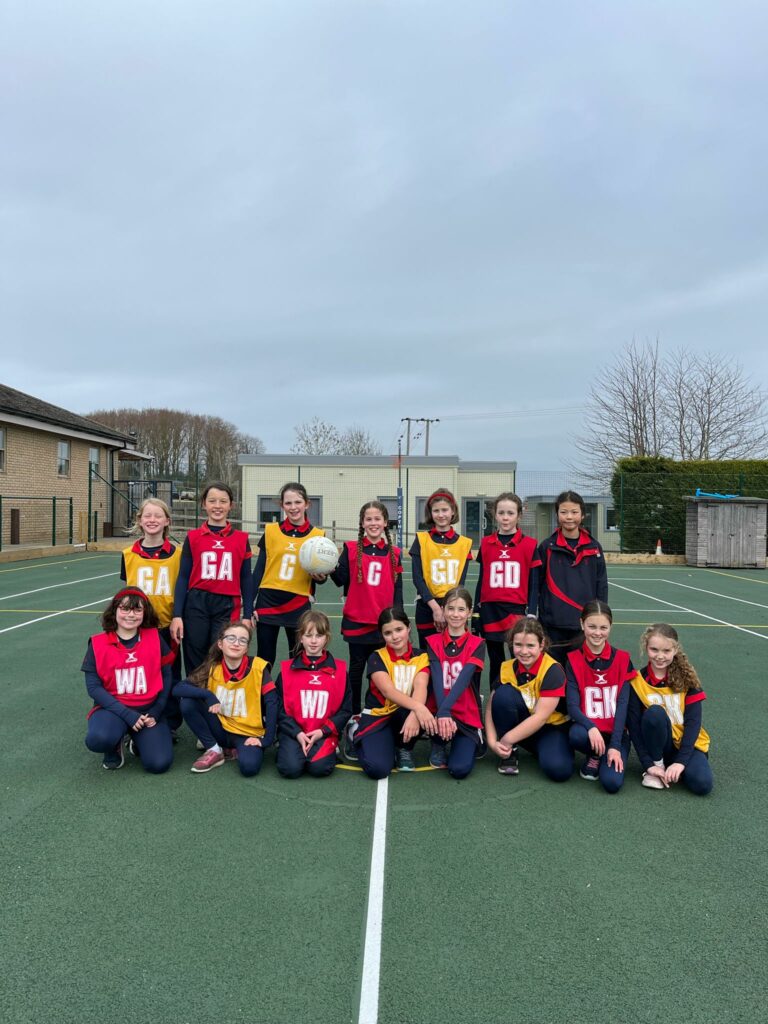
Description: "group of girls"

(89, 481), (710, 794)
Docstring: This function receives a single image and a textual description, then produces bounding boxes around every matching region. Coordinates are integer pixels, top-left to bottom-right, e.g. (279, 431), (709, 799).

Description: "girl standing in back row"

(536, 490), (608, 665)
(252, 482), (328, 669)
(474, 492), (540, 689)
(409, 489), (473, 641)
(170, 482), (253, 674)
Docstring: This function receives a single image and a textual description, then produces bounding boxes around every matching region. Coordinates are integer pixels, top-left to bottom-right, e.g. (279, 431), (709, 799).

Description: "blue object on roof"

(694, 488), (740, 499)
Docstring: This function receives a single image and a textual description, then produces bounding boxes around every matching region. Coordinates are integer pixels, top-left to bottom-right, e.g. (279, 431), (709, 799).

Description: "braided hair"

(356, 501), (397, 583)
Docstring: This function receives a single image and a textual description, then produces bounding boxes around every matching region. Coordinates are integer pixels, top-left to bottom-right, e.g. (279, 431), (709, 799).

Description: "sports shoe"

(580, 755), (600, 781)
(395, 748), (416, 772)
(223, 747), (238, 762)
(195, 738), (205, 751)
(497, 751), (519, 775)
(102, 743), (125, 770)
(429, 743), (448, 769)
(191, 748), (225, 773)
(343, 715), (360, 761)
(642, 771), (665, 789)
(127, 738), (137, 758)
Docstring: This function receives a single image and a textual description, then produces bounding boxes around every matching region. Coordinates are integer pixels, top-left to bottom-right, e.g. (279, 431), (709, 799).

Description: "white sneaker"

(642, 771), (665, 789)
(343, 715), (360, 761)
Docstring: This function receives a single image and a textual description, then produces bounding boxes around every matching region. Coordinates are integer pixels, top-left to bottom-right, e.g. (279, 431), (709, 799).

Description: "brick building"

(0, 382), (141, 550)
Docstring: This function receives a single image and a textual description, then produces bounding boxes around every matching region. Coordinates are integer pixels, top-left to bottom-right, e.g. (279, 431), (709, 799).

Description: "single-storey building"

(0, 382), (144, 549)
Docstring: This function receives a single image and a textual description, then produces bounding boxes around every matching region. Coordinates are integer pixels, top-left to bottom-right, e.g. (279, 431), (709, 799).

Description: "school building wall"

(0, 421), (115, 548)
(238, 456), (517, 550)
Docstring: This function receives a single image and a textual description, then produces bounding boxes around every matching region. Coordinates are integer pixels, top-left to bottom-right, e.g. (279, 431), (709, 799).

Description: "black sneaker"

(395, 748), (416, 772)
(429, 743), (448, 769)
(343, 716), (360, 762)
(102, 743), (125, 771)
(497, 750), (519, 775)
(580, 755), (600, 781)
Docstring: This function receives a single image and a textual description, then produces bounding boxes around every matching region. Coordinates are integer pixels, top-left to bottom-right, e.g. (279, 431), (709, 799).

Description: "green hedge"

(611, 457), (768, 554)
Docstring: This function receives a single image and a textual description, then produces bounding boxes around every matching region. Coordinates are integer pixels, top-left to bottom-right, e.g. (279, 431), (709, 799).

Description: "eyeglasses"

(117, 605), (143, 614)
(222, 634), (249, 646)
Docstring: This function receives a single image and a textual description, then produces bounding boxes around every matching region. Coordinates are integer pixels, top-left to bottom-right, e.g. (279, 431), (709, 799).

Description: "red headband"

(428, 491), (456, 507)
(114, 587), (147, 602)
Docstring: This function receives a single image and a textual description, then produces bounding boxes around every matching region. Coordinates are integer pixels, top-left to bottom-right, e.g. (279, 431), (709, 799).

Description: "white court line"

(609, 582), (768, 641)
(358, 777), (389, 1024)
(0, 597), (108, 635)
(659, 579), (768, 611)
(0, 572), (118, 602)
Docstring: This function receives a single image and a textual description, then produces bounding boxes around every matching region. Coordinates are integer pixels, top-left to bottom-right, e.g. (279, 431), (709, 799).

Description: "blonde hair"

(132, 497), (171, 540)
(640, 623), (701, 693)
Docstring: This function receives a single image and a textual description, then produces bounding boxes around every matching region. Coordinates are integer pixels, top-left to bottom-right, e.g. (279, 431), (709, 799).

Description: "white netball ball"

(298, 535), (340, 575)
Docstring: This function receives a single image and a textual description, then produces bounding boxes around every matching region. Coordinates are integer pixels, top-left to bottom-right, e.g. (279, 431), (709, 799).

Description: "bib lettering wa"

(369, 648), (429, 717)
(418, 533), (473, 599)
(209, 657), (270, 737)
(499, 653), (568, 727)
(631, 674), (710, 753)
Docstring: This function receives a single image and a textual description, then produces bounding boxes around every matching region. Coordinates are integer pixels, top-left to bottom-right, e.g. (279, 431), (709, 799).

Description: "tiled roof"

(0, 382), (134, 443)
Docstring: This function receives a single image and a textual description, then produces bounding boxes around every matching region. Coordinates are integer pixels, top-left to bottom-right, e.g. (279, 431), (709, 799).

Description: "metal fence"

(0, 495), (74, 551)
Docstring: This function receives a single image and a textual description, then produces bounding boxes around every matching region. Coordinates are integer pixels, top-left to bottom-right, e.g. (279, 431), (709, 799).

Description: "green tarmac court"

(1, 554), (765, 1024)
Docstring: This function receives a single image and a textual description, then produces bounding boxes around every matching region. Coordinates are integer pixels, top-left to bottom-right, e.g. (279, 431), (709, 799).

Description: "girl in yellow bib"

(174, 622), (277, 776)
(485, 617), (573, 780)
(628, 623), (712, 795)
(409, 489), (473, 641)
(252, 482), (327, 669)
(121, 498), (183, 727)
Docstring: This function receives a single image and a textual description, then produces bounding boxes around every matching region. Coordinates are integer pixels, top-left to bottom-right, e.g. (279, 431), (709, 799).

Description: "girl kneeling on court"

(275, 610), (351, 779)
(81, 588), (173, 773)
(425, 587), (485, 779)
(565, 601), (634, 793)
(627, 623), (713, 795)
(173, 622), (277, 776)
(354, 608), (436, 778)
(484, 618), (572, 780)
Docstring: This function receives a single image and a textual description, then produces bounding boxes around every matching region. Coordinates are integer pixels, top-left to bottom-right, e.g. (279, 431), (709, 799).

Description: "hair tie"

(428, 490), (455, 507)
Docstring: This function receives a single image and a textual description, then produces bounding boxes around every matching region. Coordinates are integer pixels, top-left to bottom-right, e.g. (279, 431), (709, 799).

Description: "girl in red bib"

(252, 482), (327, 669)
(275, 610), (351, 778)
(170, 482), (253, 675)
(474, 492), (540, 689)
(409, 489), (473, 640)
(173, 621), (276, 776)
(331, 501), (403, 757)
(566, 600), (635, 793)
(81, 588), (173, 773)
(628, 623), (713, 795)
(425, 587), (486, 778)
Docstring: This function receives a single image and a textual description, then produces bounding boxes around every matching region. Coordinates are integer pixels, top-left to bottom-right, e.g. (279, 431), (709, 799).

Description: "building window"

(257, 495), (323, 528)
(378, 496), (399, 530)
(57, 440), (71, 477)
(89, 447), (99, 473)
(606, 506), (619, 531)
(0, 427), (5, 472)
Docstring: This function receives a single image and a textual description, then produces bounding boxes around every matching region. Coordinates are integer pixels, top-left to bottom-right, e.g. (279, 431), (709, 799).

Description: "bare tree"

(291, 417), (382, 455)
(576, 342), (768, 469)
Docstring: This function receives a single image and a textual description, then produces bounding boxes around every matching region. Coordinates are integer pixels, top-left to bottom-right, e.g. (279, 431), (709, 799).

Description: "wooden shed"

(684, 495), (768, 569)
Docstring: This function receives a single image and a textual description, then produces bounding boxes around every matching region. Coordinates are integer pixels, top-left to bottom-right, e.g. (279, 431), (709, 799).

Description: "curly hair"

(640, 623), (701, 693)
(101, 588), (159, 633)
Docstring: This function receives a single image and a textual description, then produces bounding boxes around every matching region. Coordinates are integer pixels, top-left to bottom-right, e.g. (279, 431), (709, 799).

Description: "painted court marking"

(660, 578), (768, 611)
(610, 581), (768, 641)
(0, 572), (118, 602)
(0, 597), (109, 634)
(358, 777), (388, 1024)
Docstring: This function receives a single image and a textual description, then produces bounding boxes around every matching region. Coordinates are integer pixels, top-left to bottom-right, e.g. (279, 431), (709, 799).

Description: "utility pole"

(417, 418), (440, 455)
(400, 417), (415, 456)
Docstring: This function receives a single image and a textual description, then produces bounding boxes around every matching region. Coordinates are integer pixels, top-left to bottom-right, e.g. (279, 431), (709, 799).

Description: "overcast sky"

(3, 0), (767, 469)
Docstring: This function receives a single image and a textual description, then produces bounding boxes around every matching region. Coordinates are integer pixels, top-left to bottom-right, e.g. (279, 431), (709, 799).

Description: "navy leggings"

(179, 698), (264, 777)
(85, 709), (173, 774)
(491, 686), (573, 781)
(485, 638), (507, 692)
(357, 707), (418, 780)
(347, 641), (378, 715)
(256, 622), (297, 671)
(182, 590), (238, 675)
(431, 733), (478, 780)
(641, 705), (713, 795)
(569, 725), (630, 794)
(276, 735), (337, 779)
